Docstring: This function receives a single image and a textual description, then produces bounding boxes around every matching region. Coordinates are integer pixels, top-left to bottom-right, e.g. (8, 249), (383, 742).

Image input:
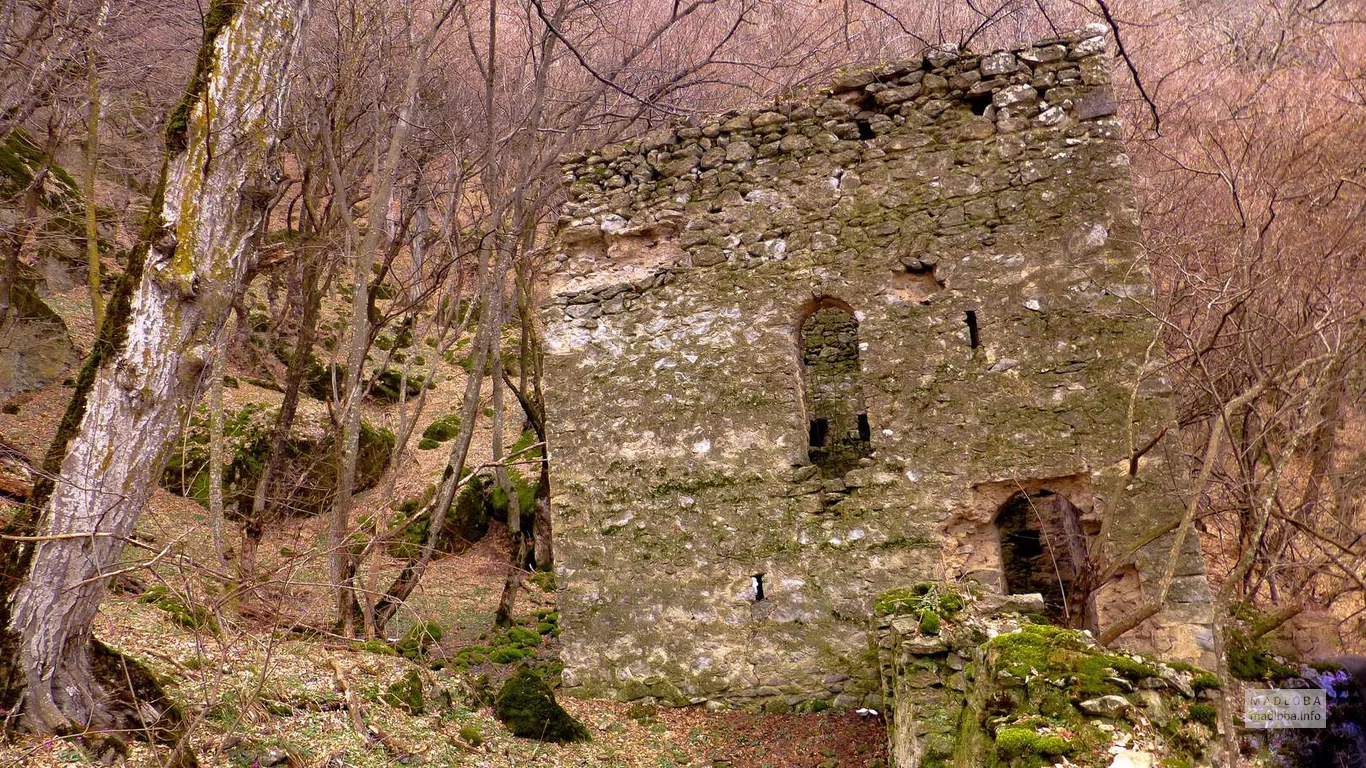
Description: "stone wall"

(542, 24), (1214, 710)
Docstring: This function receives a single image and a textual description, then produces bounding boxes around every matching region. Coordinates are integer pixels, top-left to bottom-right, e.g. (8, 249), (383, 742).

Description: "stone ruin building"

(541, 24), (1215, 715)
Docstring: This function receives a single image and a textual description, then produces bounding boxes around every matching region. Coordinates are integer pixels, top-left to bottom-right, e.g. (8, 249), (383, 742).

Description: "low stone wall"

(875, 583), (1219, 768)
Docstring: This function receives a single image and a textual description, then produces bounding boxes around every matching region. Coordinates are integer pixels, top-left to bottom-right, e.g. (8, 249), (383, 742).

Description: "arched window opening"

(800, 305), (871, 475)
(994, 491), (1093, 628)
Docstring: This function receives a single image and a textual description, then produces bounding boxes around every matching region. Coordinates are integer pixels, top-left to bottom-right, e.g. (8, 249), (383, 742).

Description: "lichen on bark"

(165, 0), (243, 153)
(1, 0), (311, 743)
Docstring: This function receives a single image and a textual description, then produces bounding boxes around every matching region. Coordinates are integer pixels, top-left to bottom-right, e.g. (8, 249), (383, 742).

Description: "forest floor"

(0, 536), (887, 768)
(0, 281), (888, 768)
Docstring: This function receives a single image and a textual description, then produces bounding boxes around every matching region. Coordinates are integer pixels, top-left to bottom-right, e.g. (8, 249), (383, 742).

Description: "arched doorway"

(799, 302), (871, 475)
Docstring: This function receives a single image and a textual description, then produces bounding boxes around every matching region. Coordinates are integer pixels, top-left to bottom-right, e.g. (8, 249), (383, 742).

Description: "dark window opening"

(995, 491), (1093, 628)
(809, 418), (829, 448)
(967, 92), (993, 116)
(965, 310), (980, 349)
(800, 304), (872, 475)
(856, 120), (875, 140)
(753, 574), (766, 601)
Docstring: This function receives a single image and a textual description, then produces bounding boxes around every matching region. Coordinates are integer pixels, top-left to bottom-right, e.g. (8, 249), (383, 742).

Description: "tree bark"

(3, 0), (310, 734)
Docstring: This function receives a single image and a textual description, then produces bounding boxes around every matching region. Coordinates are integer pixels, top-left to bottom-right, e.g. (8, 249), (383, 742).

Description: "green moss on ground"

(422, 414), (462, 443)
(528, 570), (556, 592)
(494, 667), (590, 742)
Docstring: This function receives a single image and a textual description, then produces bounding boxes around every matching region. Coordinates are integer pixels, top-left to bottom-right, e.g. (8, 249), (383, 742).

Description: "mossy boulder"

(487, 430), (542, 528)
(0, 271), (76, 397)
(421, 414), (462, 443)
(302, 357), (346, 401)
(138, 585), (218, 634)
(395, 621), (443, 661)
(494, 667), (590, 742)
(381, 670), (425, 715)
(370, 368), (425, 402)
(161, 403), (395, 522)
(384, 474), (491, 560)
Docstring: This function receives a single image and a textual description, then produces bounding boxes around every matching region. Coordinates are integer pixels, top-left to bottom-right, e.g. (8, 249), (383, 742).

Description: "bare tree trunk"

(208, 323), (229, 571)
(492, 334), (527, 626)
(83, 4), (108, 329)
(511, 235), (553, 571)
(1, 0), (309, 734)
(373, 239), (508, 630)
(242, 249), (323, 584)
(326, 10), (449, 633)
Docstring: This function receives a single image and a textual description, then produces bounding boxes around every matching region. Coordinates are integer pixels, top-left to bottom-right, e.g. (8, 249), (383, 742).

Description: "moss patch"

(395, 621), (443, 661)
(1226, 629), (1296, 681)
(380, 670), (424, 715)
(138, 585), (218, 634)
(421, 414), (462, 443)
(385, 474), (490, 560)
(494, 667), (590, 742)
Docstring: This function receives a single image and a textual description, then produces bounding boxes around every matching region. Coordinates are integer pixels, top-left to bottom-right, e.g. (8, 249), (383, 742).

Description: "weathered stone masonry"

(542, 25), (1214, 711)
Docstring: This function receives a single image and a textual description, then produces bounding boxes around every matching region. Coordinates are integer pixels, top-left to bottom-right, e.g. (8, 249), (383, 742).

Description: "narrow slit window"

(752, 574), (766, 601)
(965, 310), (980, 349)
(857, 413), (871, 442)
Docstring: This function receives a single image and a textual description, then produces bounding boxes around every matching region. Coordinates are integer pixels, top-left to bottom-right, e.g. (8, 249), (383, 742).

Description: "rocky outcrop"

(0, 269), (76, 398)
(876, 582), (1219, 768)
(161, 402), (395, 520)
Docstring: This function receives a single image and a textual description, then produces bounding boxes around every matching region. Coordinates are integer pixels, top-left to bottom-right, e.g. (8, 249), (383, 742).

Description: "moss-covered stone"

(385, 474), (490, 560)
(494, 667), (591, 742)
(160, 403), (394, 522)
(457, 725), (484, 747)
(138, 584), (218, 634)
(1226, 629), (1297, 681)
(421, 414), (462, 443)
(371, 368), (424, 402)
(395, 621), (443, 661)
(380, 670), (424, 715)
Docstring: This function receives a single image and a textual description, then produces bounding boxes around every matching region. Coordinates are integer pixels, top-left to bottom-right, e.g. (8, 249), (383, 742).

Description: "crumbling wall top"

(547, 24), (1119, 294)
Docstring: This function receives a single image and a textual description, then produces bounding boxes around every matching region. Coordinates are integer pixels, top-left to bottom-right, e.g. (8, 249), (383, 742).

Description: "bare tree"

(0, 0), (311, 738)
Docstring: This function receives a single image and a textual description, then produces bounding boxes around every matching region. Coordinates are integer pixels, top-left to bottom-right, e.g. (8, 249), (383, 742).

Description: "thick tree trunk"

(4, 0), (310, 734)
